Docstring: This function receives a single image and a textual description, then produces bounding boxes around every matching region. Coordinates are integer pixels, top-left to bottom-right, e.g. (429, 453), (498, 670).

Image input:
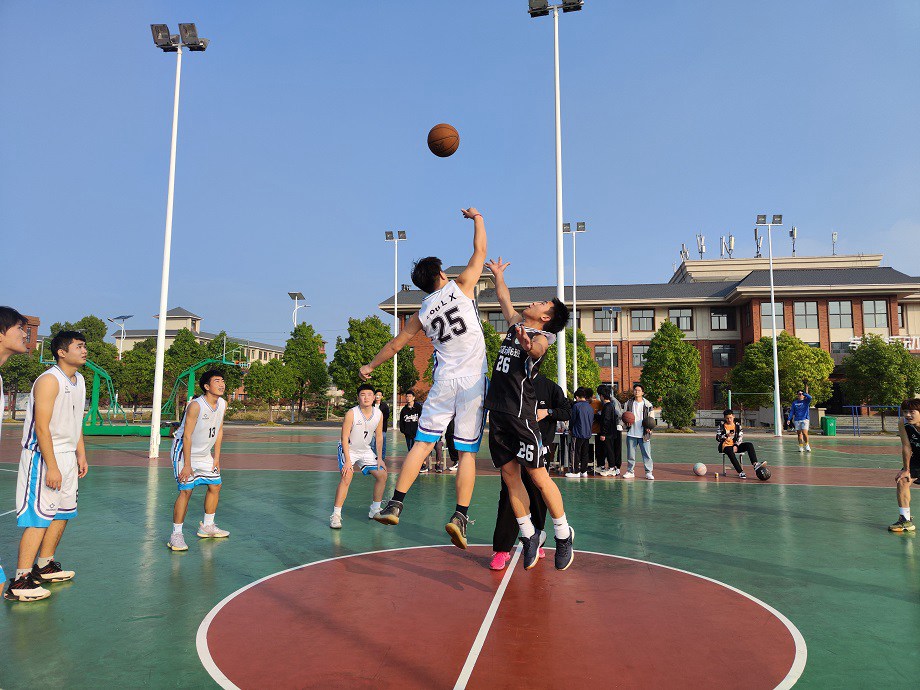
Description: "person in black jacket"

(597, 385), (623, 477)
(398, 391), (422, 452)
(716, 409), (766, 479)
(489, 373), (570, 570)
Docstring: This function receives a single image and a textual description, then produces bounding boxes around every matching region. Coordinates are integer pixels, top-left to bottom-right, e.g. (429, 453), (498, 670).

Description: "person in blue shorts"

(787, 388), (813, 452)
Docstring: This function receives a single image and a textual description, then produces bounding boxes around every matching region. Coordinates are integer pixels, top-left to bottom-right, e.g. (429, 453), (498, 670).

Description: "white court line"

(0, 508), (16, 517)
(0, 467), (17, 472)
(453, 546), (521, 690)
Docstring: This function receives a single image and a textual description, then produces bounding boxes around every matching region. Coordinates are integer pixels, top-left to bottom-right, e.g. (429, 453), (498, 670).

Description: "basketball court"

(1, 427), (917, 688)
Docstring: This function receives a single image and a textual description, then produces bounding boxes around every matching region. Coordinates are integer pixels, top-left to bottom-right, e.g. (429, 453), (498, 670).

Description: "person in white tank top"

(330, 384), (387, 528)
(167, 370), (230, 551)
(8, 330), (88, 603)
(360, 207), (488, 549)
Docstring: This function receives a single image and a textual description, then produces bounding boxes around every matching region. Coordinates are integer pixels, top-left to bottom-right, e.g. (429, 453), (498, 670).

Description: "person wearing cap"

(787, 388), (813, 452)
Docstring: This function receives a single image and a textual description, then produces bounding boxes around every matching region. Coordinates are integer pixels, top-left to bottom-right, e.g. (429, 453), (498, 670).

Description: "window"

(712, 383), (726, 407)
(568, 311), (581, 329)
(594, 345), (618, 368)
(794, 301), (818, 329)
(743, 309), (752, 327)
(593, 309), (618, 333)
(488, 312), (508, 332)
(710, 308), (736, 331)
(760, 302), (785, 331)
(712, 344), (737, 368)
(863, 300), (888, 328)
(632, 345), (649, 367)
(898, 304), (904, 330)
(805, 342), (821, 348)
(631, 309), (654, 331)
(830, 342), (851, 355)
(828, 301), (852, 328)
(668, 308), (693, 331)
(26, 326), (32, 340)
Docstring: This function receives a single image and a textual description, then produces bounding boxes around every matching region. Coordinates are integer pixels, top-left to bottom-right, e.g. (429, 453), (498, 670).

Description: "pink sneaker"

(538, 547), (546, 559)
(489, 551), (511, 571)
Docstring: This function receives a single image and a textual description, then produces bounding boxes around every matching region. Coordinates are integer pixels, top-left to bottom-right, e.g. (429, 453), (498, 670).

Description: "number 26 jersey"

(418, 280), (487, 381)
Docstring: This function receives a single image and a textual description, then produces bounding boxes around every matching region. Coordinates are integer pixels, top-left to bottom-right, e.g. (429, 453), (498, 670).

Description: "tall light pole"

(563, 221), (586, 390)
(148, 23), (209, 459)
(385, 230), (407, 433)
(289, 292), (309, 328)
(757, 214), (783, 437)
(107, 315), (133, 361)
(528, 0), (583, 394)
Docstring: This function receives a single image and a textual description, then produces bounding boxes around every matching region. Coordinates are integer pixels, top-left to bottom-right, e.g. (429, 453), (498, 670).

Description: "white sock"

(516, 514), (535, 539)
(36, 556), (52, 568)
(203, 512), (215, 526)
(900, 507), (911, 520)
(552, 514), (571, 540)
(173, 523), (183, 534)
(333, 506), (343, 516)
(16, 569), (30, 579)
(370, 501), (382, 512)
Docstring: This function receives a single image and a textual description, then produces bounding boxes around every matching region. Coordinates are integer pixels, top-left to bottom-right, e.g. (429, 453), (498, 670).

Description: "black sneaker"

(32, 560), (75, 583)
(554, 527), (575, 571)
(520, 531), (541, 570)
(373, 500), (403, 525)
(4, 574), (51, 602)
(445, 512), (472, 550)
(738, 472), (747, 479)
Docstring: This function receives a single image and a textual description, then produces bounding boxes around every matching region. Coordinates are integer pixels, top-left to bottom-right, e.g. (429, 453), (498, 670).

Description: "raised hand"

(359, 365), (374, 381)
(461, 207), (481, 220)
(515, 324), (533, 352)
(485, 257), (510, 277)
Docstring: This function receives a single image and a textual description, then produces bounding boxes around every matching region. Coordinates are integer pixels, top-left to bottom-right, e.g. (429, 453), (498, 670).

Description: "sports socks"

(370, 501), (382, 513)
(392, 490), (407, 504)
(517, 514), (536, 539)
(901, 507), (911, 520)
(37, 556), (52, 568)
(333, 506), (343, 516)
(552, 514), (571, 540)
(455, 504), (468, 517)
(16, 569), (30, 579)
(173, 523), (183, 534)
(203, 513), (215, 527)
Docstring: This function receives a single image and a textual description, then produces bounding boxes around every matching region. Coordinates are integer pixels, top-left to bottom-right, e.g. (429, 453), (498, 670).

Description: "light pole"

(107, 315), (133, 361)
(148, 23), (209, 459)
(563, 221), (586, 390)
(289, 292), (309, 328)
(385, 230), (407, 433)
(757, 214), (783, 437)
(603, 306), (621, 388)
(528, 0), (583, 394)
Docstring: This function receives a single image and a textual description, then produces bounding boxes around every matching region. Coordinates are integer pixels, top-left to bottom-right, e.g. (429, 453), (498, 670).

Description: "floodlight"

(151, 24), (178, 52)
(288, 292), (305, 301)
(562, 222), (571, 232)
(529, 0), (550, 18)
(756, 215), (767, 225)
(562, 0), (584, 13)
(772, 214), (783, 225)
(576, 221), (586, 232)
(397, 230), (407, 240)
(179, 23), (209, 51)
(789, 226), (797, 240)
(385, 231), (395, 241)
(108, 314), (133, 322)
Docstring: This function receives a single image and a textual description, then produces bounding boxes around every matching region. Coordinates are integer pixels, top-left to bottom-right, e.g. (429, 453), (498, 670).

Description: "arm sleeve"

(715, 423), (726, 444)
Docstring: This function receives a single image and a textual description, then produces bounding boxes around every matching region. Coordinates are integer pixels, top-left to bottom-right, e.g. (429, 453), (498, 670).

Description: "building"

(22, 314), (40, 352)
(378, 255), (920, 413)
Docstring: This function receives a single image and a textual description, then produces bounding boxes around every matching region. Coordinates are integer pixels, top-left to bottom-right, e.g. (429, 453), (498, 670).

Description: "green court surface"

(0, 426), (917, 688)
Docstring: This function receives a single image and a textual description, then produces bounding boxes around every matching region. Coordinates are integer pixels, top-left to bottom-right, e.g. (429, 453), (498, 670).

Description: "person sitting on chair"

(716, 409), (766, 479)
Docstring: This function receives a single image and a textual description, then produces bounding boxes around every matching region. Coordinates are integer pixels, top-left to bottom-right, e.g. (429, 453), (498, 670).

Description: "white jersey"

(347, 405), (382, 454)
(22, 366), (86, 453)
(173, 396), (226, 458)
(418, 280), (487, 381)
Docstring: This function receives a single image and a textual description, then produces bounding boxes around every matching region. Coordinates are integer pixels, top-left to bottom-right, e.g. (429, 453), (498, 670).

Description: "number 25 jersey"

(418, 280), (487, 381)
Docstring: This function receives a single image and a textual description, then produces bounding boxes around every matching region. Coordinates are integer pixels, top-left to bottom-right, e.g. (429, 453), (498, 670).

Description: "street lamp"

(385, 230), (407, 434)
(289, 292), (309, 328)
(148, 22), (209, 459)
(602, 306), (621, 388)
(756, 213), (784, 437)
(528, 1), (583, 395)
(107, 315), (133, 360)
(562, 221), (586, 390)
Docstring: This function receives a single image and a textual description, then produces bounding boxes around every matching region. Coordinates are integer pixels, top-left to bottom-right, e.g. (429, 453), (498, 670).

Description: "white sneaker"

(448, 464), (459, 472)
(368, 505), (381, 519)
(798, 445), (804, 452)
(564, 472), (581, 478)
(329, 513), (342, 529)
(599, 469), (610, 477)
(612, 468), (621, 477)
(645, 472), (655, 480)
(805, 444), (811, 452)
(167, 532), (189, 551)
(419, 466), (429, 474)
(197, 522), (230, 538)
(581, 471), (589, 477)
(622, 471), (635, 479)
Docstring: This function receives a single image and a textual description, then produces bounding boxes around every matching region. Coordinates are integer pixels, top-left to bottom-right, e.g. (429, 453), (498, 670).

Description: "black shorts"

(911, 465), (920, 483)
(488, 411), (546, 469)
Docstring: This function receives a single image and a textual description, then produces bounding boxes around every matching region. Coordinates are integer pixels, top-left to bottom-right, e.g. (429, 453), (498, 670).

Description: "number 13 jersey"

(418, 280), (487, 381)
(173, 396), (226, 459)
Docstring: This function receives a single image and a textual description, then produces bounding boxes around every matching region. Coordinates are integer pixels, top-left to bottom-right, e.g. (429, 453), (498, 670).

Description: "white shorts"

(338, 444), (382, 475)
(416, 374), (488, 452)
(172, 441), (221, 491)
(16, 448), (78, 528)
(793, 420), (809, 431)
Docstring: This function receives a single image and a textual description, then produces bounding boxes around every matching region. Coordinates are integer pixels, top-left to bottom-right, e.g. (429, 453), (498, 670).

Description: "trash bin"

(823, 416), (836, 436)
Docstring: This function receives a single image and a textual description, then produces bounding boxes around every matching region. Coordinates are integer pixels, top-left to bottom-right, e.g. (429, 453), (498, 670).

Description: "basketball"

(755, 465), (772, 481)
(693, 462), (707, 476)
(427, 123), (459, 157)
(621, 411), (636, 426)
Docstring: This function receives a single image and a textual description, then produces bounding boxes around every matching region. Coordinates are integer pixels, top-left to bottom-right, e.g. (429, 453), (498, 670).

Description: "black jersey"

(905, 424), (920, 467)
(484, 324), (556, 421)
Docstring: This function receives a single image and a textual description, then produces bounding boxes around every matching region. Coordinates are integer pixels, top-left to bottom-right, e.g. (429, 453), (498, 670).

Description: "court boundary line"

(0, 508), (15, 517)
(196, 544), (806, 690)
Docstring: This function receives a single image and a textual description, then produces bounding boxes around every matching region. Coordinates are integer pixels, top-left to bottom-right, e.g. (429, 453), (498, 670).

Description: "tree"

(49, 315), (108, 343)
(116, 344), (156, 416)
(541, 328), (601, 393)
(0, 349), (47, 420)
(244, 359), (297, 423)
(725, 332), (834, 410)
(283, 323), (330, 412)
(842, 334), (920, 431)
(203, 331), (246, 392)
(329, 316), (416, 401)
(639, 321), (701, 429)
(166, 328), (206, 380)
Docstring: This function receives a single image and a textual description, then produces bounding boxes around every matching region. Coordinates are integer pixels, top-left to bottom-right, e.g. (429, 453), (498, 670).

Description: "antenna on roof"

(754, 227), (763, 258)
(695, 234), (706, 260)
(679, 243), (690, 262)
(832, 231), (838, 256)
(789, 226), (798, 257)
(727, 234), (735, 258)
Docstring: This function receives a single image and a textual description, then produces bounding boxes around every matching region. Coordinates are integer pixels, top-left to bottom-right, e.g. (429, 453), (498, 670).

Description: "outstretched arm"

(455, 208), (487, 299)
(515, 325), (548, 360)
(360, 313), (423, 381)
(485, 257), (522, 326)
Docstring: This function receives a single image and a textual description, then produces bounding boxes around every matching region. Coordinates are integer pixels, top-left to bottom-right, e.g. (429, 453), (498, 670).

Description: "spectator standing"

(567, 388), (594, 478)
(398, 391), (422, 452)
(623, 383), (655, 480)
(590, 389), (605, 475)
(535, 373), (571, 471)
(787, 389), (813, 452)
(373, 389), (390, 462)
(598, 385), (623, 477)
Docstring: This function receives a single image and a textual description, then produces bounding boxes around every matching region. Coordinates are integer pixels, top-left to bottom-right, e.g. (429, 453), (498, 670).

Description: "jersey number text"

(431, 306), (467, 344)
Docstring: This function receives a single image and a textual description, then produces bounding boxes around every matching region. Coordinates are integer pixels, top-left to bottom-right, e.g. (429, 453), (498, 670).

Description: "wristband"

(471, 214), (482, 219)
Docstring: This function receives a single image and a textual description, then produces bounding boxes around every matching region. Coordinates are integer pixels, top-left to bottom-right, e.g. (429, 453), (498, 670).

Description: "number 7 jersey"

(418, 280), (487, 381)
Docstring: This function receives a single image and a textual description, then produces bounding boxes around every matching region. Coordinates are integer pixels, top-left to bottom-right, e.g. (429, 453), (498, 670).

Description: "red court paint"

(199, 546), (804, 689)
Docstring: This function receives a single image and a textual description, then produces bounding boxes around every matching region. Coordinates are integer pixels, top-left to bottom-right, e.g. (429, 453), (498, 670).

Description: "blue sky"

(1, 1), (918, 351)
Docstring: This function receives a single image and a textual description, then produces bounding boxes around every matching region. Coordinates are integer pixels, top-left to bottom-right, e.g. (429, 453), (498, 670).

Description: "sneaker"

(445, 511), (471, 550)
(31, 560), (75, 583)
(3, 574), (51, 602)
(368, 505), (382, 519)
(554, 527), (575, 571)
(197, 522), (230, 538)
(538, 548), (546, 559)
(520, 531), (541, 570)
(448, 464), (459, 472)
(753, 461), (767, 472)
(374, 500), (403, 525)
(645, 472), (655, 480)
(613, 468), (621, 477)
(798, 445), (804, 453)
(738, 472), (747, 479)
(538, 530), (547, 559)
(805, 444), (812, 452)
(622, 471), (635, 479)
(167, 532), (189, 551)
(329, 513), (342, 529)
(489, 551), (512, 571)
(581, 471), (589, 478)
(419, 465), (429, 474)
(889, 516), (916, 533)
(564, 472), (581, 478)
